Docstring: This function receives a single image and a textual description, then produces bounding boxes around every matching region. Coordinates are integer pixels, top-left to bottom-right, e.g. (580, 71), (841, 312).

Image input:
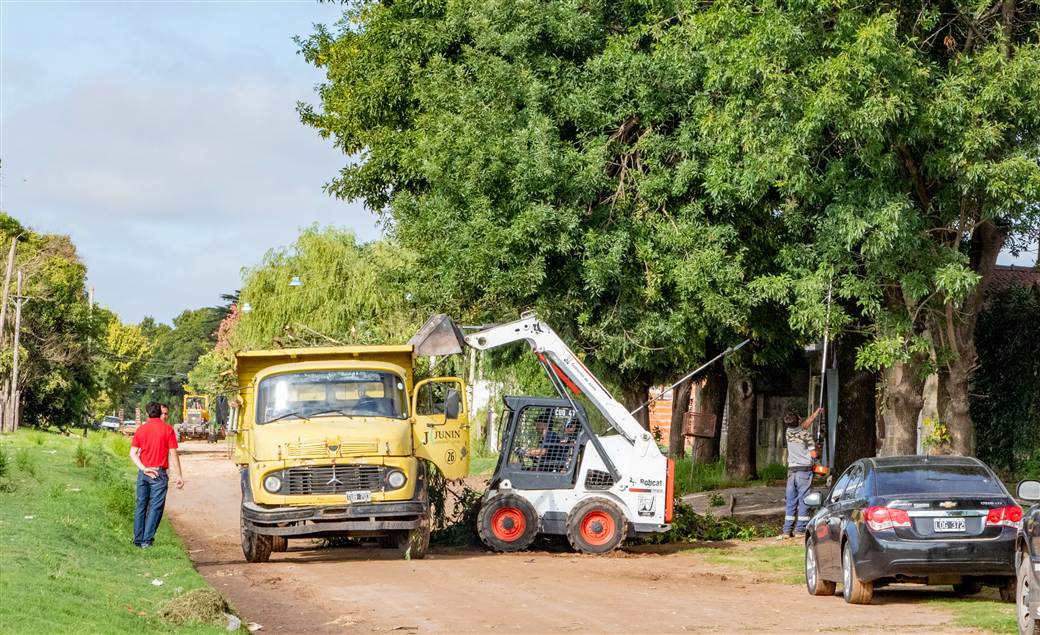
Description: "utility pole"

(0, 238), (16, 349)
(9, 270), (25, 432)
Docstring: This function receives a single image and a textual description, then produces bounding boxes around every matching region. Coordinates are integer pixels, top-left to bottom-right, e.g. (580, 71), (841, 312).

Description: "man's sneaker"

(775, 533), (792, 541)
(139, 543), (153, 549)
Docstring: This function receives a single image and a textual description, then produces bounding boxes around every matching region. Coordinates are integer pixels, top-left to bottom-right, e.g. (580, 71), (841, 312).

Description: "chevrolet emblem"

(939, 501), (957, 509)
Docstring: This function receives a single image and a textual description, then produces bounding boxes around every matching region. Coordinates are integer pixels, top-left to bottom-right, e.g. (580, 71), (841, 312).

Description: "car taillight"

(864, 506), (911, 532)
(985, 505), (1023, 528)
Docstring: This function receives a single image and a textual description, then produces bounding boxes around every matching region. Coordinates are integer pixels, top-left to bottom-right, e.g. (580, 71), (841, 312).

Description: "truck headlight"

(263, 474), (282, 493)
(386, 470), (407, 490)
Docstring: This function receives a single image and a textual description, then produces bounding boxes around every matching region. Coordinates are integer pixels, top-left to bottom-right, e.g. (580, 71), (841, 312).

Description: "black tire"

(477, 494), (539, 552)
(270, 535), (288, 553)
(395, 519), (431, 560)
(565, 497), (627, 555)
(241, 509), (272, 563)
(953, 579), (983, 596)
(841, 542), (873, 605)
(1018, 553), (1040, 635)
(806, 538), (837, 596)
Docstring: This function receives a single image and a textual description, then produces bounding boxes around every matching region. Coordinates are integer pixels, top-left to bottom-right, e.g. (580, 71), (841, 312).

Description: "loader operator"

(523, 415), (570, 472)
(778, 406), (823, 540)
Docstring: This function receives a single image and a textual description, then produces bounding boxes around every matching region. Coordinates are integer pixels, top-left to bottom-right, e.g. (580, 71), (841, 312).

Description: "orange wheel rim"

(491, 507), (526, 542)
(580, 510), (615, 546)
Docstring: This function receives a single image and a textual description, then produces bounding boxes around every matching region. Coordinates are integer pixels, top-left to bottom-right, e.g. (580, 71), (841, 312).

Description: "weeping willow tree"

(233, 225), (422, 350)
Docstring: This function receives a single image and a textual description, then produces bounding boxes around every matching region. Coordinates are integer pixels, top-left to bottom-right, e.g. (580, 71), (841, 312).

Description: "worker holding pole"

(777, 406), (823, 540)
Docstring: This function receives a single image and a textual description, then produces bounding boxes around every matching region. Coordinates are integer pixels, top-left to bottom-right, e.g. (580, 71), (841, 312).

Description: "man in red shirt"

(130, 401), (184, 547)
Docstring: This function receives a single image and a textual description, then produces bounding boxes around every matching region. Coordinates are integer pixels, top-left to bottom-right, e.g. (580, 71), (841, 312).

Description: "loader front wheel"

(566, 497), (627, 555)
(478, 495), (539, 552)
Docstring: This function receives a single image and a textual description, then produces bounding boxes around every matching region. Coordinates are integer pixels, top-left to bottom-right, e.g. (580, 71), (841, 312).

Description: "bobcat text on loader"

(461, 313), (675, 554)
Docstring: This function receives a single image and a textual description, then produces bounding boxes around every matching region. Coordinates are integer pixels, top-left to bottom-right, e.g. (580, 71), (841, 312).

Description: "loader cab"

(493, 396), (592, 490)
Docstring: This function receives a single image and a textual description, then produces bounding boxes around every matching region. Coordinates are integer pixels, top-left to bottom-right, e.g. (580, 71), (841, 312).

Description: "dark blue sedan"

(803, 455), (1020, 604)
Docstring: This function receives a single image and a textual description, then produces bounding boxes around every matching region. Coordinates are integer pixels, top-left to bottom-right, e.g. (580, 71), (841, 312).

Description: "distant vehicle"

(120, 420), (139, 437)
(1016, 480), (1040, 635)
(803, 455), (1019, 605)
(97, 416), (121, 432)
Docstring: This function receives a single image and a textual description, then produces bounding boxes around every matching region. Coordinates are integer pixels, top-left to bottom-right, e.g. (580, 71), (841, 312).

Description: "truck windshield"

(256, 370), (408, 423)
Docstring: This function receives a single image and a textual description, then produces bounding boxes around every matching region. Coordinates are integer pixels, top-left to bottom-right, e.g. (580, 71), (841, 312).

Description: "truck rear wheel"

(241, 509), (272, 563)
(566, 497), (627, 555)
(270, 535), (288, 553)
(478, 494), (539, 552)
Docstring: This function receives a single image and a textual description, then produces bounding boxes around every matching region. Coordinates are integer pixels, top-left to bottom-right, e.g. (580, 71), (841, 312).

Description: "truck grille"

(285, 465), (385, 495)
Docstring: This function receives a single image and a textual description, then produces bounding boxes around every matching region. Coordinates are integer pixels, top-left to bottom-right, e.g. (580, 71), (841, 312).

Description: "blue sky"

(1, 0), (379, 323)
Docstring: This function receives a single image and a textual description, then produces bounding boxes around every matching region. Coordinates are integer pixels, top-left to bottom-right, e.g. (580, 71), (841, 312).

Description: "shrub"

(757, 463), (787, 482)
(15, 447), (38, 478)
(0, 444), (9, 478)
(110, 435), (130, 457)
(643, 502), (763, 543)
(74, 442), (91, 468)
(29, 431), (46, 446)
(103, 478), (136, 521)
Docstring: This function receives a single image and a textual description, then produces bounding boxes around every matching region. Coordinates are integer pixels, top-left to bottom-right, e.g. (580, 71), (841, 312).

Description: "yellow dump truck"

(231, 342), (468, 562)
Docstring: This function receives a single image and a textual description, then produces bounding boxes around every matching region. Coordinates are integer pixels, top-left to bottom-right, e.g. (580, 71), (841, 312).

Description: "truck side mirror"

(1018, 480), (1040, 502)
(444, 389), (461, 420)
(803, 491), (822, 508)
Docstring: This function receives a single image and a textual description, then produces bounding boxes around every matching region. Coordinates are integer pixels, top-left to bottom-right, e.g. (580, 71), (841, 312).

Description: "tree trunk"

(879, 361), (924, 456)
(936, 219), (1007, 456)
(724, 366), (756, 481)
(833, 333), (877, 474)
(694, 362), (727, 463)
(621, 380), (652, 431)
(668, 379), (692, 458)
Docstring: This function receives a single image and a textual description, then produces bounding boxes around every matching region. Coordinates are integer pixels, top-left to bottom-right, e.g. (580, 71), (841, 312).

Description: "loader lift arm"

(463, 313), (649, 446)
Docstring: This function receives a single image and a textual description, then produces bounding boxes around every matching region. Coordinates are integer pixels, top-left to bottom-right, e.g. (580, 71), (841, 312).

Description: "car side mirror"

(444, 389), (461, 420)
(803, 492), (822, 508)
(1017, 480), (1040, 502)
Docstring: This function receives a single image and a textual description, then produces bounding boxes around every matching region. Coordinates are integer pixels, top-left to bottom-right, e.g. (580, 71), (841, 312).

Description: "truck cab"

(232, 345), (467, 562)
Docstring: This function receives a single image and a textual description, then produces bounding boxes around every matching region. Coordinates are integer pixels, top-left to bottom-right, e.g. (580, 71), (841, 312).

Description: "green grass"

(469, 454), (498, 477)
(928, 596), (1016, 634)
(673, 458), (788, 496)
(686, 543), (805, 584)
(0, 429), (228, 634)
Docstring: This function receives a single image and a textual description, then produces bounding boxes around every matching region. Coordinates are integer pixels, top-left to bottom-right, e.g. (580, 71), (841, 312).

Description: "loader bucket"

(410, 314), (466, 358)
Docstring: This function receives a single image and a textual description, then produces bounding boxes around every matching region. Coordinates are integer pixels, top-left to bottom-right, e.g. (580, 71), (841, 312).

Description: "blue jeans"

(782, 469), (813, 535)
(134, 469), (169, 546)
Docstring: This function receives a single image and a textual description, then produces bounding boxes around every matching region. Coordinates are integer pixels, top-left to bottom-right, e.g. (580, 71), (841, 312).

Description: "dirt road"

(166, 443), (976, 634)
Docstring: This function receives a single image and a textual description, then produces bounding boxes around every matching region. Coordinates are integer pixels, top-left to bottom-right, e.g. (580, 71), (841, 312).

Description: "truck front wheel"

(241, 510), (273, 563)
(395, 513), (431, 560)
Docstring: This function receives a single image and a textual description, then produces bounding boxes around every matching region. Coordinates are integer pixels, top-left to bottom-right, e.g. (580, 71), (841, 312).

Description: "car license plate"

(346, 491), (371, 504)
(933, 517), (966, 532)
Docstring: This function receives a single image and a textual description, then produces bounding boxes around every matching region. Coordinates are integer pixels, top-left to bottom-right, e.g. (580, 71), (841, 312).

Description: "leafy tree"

(91, 313), (152, 418)
(233, 226), (422, 349)
(127, 306), (227, 422)
(0, 213), (103, 428)
(300, 0), (1040, 465)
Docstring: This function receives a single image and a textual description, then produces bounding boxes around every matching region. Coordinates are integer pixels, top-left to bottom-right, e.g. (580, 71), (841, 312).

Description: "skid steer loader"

(419, 312), (675, 554)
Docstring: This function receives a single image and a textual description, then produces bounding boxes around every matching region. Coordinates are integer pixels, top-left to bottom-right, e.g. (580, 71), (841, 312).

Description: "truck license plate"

(346, 491), (371, 504)
(933, 517), (966, 532)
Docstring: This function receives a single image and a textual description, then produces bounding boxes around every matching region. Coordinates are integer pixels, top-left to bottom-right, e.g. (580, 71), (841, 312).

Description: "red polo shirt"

(131, 418), (179, 469)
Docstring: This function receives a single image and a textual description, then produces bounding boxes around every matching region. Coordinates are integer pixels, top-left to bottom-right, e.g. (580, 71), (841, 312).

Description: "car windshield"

(256, 370), (408, 424)
(875, 464), (1004, 496)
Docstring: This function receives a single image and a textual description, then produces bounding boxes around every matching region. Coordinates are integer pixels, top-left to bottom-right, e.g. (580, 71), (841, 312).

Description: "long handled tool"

(813, 281), (833, 478)
(629, 339), (752, 416)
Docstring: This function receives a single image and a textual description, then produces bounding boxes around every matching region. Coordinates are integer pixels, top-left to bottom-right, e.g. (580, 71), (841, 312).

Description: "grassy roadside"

(0, 429), (229, 634)
(686, 541), (1016, 634)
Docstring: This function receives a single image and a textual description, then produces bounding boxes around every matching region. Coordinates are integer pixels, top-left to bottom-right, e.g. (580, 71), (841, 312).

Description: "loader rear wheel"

(566, 498), (627, 555)
(478, 495), (539, 552)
